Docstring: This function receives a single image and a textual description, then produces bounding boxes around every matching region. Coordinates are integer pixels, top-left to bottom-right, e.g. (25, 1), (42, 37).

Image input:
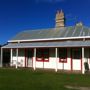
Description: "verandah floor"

(3, 65), (83, 74)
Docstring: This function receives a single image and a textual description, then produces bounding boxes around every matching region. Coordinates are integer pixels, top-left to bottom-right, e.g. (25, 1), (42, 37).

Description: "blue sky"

(0, 0), (90, 44)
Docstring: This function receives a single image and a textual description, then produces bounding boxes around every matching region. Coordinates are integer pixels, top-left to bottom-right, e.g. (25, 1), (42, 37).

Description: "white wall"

(57, 49), (71, 70)
(35, 48), (71, 70)
(11, 48), (90, 72)
(72, 59), (81, 70)
(11, 49), (25, 67)
(35, 48), (56, 69)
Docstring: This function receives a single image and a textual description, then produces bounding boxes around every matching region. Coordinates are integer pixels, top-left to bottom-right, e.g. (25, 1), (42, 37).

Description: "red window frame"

(36, 48), (49, 62)
(59, 48), (67, 63)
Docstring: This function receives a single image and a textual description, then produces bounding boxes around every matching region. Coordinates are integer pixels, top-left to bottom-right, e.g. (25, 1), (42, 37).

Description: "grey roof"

(2, 40), (90, 48)
(10, 26), (90, 41)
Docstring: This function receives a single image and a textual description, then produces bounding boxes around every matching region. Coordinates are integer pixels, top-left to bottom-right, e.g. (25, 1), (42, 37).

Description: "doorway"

(3, 49), (10, 67)
(26, 49), (33, 67)
(71, 48), (82, 71)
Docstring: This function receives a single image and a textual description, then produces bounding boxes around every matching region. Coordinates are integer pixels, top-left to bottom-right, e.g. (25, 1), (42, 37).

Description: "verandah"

(1, 47), (89, 74)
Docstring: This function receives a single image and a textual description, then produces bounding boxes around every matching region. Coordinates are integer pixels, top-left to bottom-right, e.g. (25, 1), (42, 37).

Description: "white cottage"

(1, 10), (90, 74)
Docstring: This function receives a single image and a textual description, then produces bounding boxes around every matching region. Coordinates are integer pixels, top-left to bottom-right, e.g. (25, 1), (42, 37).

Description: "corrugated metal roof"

(9, 26), (90, 42)
(2, 40), (90, 48)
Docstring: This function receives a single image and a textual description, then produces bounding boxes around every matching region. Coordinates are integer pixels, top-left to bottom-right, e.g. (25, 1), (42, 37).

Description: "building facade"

(1, 10), (90, 74)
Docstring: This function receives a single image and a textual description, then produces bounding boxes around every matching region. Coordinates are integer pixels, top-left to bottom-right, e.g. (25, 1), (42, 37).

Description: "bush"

(84, 62), (89, 73)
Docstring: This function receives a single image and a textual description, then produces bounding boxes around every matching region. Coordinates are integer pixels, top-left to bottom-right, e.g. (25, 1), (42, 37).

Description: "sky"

(0, 0), (90, 44)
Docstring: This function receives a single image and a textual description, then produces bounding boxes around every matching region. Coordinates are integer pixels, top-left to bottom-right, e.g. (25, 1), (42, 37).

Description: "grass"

(0, 68), (90, 90)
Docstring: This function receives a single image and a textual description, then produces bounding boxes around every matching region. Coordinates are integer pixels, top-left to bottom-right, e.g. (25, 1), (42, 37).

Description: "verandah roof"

(2, 41), (90, 49)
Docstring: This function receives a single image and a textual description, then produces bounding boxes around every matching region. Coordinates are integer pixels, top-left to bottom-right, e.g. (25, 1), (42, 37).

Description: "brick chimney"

(55, 10), (65, 28)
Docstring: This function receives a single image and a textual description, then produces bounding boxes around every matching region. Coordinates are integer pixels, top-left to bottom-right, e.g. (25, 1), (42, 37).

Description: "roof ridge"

(19, 26), (75, 33)
(22, 28), (55, 32)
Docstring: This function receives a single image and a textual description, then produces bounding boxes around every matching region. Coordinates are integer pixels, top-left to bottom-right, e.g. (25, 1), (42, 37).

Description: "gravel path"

(65, 85), (90, 90)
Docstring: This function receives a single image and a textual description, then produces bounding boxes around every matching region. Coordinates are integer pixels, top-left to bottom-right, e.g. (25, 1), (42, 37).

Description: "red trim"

(71, 49), (72, 71)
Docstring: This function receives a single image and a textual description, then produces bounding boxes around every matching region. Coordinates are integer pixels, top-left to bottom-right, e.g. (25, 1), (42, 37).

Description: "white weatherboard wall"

(12, 49), (25, 67)
(12, 56), (25, 67)
(44, 58), (56, 69)
(72, 59), (81, 70)
(44, 48), (56, 69)
(35, 48), (56, 69)
(10, 48), (90, 72)
(35, 58), (56, 69)
(71, 48), (81, 71)
(57, 49), (71, 70)
(35, 48), (71, 70)
(36, 62), (43, 68)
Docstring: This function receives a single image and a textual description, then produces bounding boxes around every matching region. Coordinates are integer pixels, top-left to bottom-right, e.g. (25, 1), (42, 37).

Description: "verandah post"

(33, 48), (36, 70)
(16, 48), (18, 69)
(10, 48), (13, 67)
(82, 47), (85, 74)
(55, 48), (58, 72)
(0, 48), (3, 67)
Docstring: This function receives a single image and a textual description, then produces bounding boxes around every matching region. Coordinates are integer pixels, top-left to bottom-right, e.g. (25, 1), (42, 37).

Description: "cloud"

(36, 0), (65, 3)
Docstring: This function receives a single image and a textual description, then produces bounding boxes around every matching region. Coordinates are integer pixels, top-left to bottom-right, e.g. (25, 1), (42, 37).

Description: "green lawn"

(0, 68), (90, 90)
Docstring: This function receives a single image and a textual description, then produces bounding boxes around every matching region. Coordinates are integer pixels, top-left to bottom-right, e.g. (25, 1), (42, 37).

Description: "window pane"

(13, 49), (16, 56)
(43, 49), (49, 61)
(72, 49), (81, 59)
(19, 49), (25, 56)
(36, 49), (49, 61)
(36, 49), (43, 61)
(59, 48), (67, 62)
(27, 49), (33, 57)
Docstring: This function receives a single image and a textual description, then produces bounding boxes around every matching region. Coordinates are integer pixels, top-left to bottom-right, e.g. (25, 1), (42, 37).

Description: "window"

(36, 49), (43, 61)
(59, 48), (67, 63)
(27, 49), (33, 58)
(36, 49), (49, 62)
(43, 49), (49, 61)
(18, 49), (25, 56)
(13, 49), (16, 56)
(72, 48), (81, 59)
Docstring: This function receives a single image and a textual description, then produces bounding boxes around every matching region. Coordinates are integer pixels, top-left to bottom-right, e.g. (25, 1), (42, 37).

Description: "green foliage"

(0, 68), (90, 90)
(84, 62), (89, 73)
